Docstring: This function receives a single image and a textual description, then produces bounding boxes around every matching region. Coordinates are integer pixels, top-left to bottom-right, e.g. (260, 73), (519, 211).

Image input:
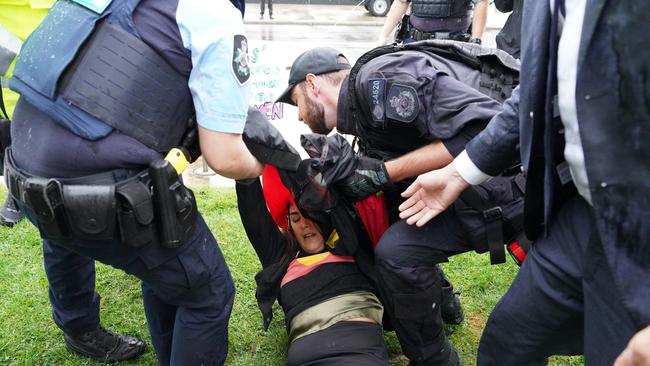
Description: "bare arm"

(377, 0), (410, 46)
(384, 140), (453, 183)
(471, 0), (489, 40)
(199, 126), (264, 180)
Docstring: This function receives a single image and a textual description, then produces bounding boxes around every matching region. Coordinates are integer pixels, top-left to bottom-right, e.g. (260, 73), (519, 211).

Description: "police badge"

(232, 35), (250, 85)
(386, 84), (418, 123)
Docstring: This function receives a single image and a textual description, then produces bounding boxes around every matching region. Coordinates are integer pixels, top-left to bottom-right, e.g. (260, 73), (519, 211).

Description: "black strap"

(0, 80), (9, 120)
(460, 186), (506, 264)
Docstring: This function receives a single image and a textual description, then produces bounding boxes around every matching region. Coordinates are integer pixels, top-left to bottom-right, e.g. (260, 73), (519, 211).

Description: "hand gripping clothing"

(336, 41), (524, 364)
(236, 178), (389, 365)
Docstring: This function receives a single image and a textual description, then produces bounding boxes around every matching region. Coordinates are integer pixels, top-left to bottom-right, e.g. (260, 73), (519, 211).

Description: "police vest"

(9, 0), (193, 153)
(347, 40), (519, 160)
(411, 0), (471, 19)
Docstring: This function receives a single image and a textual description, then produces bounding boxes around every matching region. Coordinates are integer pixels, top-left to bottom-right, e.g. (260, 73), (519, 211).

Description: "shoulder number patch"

(232, 35), (250, 85)
(386, 84), (419, 123)
(367, 78), (386, 125)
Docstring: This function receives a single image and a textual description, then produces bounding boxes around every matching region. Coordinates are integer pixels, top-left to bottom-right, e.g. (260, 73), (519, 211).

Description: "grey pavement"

(245, 3), (386, 26)
(245, 3), (509, 31)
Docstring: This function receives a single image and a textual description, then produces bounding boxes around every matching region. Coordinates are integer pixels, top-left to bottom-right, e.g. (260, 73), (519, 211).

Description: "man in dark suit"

(398, 0), (650, 364)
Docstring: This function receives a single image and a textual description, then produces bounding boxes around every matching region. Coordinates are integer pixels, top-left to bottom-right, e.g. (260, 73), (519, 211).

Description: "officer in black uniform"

(377, 0), (488, 46)
(5, 0), (261, 364)
(275, 45), (523, 365)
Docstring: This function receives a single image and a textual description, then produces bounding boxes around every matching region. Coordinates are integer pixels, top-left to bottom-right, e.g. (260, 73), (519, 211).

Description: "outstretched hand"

(398, 163), (469, 227)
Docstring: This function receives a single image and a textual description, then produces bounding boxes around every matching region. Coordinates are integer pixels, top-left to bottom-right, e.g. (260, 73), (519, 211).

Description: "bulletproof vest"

(347, 40), (520, 160)
(10, 0), (193, 153)
(411, 0), (471, 19)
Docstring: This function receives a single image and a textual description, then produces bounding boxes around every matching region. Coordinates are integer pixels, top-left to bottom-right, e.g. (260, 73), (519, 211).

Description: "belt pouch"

(116, 179), (156, 248)
(25, 178), (71, 240)
(62, 184), (116, 241)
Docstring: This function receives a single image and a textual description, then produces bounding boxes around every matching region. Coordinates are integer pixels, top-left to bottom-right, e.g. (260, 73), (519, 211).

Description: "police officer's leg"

(41, 238), (147, 362)
(136, 216), (235, 365)
(141, 282), (177, 365)
(374, 210), (469, 365)
(583, 231), (639, 365)
(477, 196), (589, 365)
(169, 227), (235, 365)
(43, 239), (100, 336)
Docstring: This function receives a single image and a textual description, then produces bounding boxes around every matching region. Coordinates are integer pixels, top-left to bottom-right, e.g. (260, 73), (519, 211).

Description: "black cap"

(275, 47), (351, 106)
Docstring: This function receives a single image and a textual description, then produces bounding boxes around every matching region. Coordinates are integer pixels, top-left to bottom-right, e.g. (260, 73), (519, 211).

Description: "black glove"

(337, 155), (392, 201)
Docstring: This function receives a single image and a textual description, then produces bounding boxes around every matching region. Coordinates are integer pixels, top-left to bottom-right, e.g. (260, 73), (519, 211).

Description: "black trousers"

(373, 208), (472, 363)
(478, 196), (642, 365)
(286, 321), (389, 366)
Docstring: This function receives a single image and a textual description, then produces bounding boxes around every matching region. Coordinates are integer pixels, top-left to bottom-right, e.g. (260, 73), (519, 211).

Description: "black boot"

(436, 265), (464, 325)
(64, 326), (146, 362)
(409, 333), (461, 366)
(0, 196), (23, 227)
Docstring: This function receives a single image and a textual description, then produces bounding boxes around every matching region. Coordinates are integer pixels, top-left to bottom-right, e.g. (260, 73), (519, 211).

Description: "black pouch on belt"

(62, 184), (117, 241)
(116, 177), (156, 248)
(25, 178), (71, 240)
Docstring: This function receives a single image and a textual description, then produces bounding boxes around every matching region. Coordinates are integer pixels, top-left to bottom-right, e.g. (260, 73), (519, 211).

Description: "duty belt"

(408, 28), (470, 42)
(4, 148), (197, 248)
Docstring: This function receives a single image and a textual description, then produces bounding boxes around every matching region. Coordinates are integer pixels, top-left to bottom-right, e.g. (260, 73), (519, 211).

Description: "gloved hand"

(337, 155), (393, 201)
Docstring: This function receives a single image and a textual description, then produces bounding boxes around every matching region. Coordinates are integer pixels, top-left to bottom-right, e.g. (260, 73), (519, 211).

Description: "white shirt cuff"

(453, 150), (492, 185)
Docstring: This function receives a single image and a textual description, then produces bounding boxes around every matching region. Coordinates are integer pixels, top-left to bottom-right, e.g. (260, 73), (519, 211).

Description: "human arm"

(399, 85), (522, 226)
(178, 1), (263, 179)
(199, 128), (263, 179)
(470, 0), (489, 40)
(376, 0), (410, 46)
(614, 325), (650, 366)
(235, 178), (288, 268)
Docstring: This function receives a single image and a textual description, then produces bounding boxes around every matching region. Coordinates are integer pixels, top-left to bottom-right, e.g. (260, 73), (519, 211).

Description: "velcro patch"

(367, 78), (385, 125)
(232, 35), (250, 85)
(386, 84), (419, 123)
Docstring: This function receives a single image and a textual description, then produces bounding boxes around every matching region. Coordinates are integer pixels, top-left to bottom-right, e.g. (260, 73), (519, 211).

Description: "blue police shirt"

(177, 0), (250, 134)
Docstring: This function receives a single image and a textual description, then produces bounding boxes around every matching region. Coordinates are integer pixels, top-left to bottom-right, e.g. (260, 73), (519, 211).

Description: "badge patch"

(232, 35), (250, 85)
(386, 84), (419, 123)
(367, 78), (385, 125)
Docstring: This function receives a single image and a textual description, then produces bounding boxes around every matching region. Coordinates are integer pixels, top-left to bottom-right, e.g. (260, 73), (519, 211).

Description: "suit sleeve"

(236, 179), (288, 268)
(464, 85), (521, 176)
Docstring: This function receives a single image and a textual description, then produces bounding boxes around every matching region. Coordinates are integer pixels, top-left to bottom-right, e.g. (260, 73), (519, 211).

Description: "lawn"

(0, 186), (584, 365)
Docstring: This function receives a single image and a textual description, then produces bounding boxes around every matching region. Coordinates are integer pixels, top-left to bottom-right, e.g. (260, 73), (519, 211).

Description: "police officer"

(1, 0), (147, 362)
(377, 0), (488, 46)
(275, 46), (523, 365)
(6, 0), (262, 364)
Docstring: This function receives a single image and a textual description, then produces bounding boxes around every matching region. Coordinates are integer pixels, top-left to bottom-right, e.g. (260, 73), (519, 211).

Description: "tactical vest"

(347, 40), (520, 160)
(411, 0), (471, 19)
(9, 0), (193, 153)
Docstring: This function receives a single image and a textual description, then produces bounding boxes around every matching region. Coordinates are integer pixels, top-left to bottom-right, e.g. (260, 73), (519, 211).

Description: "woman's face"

(288, 203), (325, 254)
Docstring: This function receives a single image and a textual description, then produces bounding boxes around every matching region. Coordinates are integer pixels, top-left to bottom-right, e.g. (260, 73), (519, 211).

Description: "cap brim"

(275, 83), (297, 106)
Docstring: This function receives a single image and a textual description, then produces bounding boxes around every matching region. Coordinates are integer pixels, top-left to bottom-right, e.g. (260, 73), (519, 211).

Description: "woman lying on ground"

(235, 165), (389, 366)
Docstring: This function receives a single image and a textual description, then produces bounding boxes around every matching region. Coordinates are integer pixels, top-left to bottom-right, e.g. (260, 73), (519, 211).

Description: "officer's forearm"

(384, 141), (453, 183)
(471, 0), (489, 39)
(199, 128), (264, 180)
(378, 0), (409, 44)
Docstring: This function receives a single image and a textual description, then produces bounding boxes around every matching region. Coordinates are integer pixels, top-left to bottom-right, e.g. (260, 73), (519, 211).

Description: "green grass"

(0, 186), (584, 365)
